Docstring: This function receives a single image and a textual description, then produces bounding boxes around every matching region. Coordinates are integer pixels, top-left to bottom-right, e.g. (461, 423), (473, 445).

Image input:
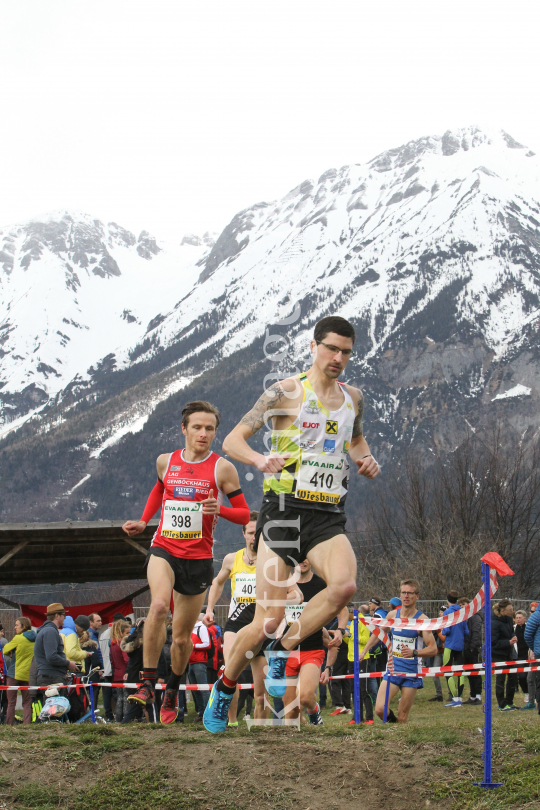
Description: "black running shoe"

(308, 705), (324, 725)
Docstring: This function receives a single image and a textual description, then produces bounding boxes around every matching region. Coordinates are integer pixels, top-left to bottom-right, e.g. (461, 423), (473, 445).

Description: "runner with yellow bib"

(205, 511), (269, 724)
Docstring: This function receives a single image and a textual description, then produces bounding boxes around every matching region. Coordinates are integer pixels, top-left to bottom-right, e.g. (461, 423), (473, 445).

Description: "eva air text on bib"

(161, 500), (203, 539)
(295, 452), (344, 504)
(234, 573), (256, 603)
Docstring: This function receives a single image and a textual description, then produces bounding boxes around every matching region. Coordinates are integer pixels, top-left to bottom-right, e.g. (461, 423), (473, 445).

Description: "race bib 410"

(161, 500), (203, 539)
(295, 452), (344, 504)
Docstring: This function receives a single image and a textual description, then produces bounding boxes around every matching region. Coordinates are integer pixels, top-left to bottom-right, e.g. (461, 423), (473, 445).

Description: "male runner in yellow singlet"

(204, 511), (270, 724)
(204, 316), (379, 732)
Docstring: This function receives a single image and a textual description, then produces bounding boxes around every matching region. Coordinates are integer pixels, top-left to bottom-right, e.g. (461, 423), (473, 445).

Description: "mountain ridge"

(1, 125), (540, 559)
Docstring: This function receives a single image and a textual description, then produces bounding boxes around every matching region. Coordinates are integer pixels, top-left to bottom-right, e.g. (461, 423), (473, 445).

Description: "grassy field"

(2, 682), (540, 810)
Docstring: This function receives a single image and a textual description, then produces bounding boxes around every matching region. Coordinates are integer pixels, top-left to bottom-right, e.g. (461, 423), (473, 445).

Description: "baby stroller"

(39, 667), (105, 724)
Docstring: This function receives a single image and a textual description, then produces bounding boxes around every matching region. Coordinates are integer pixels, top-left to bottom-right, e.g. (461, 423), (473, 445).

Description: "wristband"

(413, 650), (419, 658)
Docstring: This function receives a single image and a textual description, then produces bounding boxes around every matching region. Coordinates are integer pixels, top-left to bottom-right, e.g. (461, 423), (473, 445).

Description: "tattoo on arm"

(239, 382), (287, 434)
(352, 391), (364, 438)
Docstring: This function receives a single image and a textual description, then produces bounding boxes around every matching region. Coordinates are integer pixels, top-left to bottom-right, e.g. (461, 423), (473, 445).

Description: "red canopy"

(21, 597), (135, 627)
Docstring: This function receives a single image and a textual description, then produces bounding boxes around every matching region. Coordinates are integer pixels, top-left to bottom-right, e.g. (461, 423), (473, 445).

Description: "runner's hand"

(401, 647), (414, 658)
(327, 629), (343, 648)
(255, 453), (291, 474)
(320, 669), (330, 686)
(122, 519), (147, 536)
(203, 609), (214, 626)
(356, 455), (379, 479)
(202, 489), (220, 514)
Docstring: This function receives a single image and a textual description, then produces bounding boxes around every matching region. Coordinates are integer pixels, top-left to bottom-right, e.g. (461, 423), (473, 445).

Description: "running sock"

(308, 703), (320, 715)
(217, 674), (238, 694)
(142, 668), (157, 688)
(166, 671), (182, 691)
(386, 709), (398, 723)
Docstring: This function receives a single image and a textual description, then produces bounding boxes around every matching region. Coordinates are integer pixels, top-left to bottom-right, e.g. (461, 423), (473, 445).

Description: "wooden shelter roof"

(0, 519), (159, 587)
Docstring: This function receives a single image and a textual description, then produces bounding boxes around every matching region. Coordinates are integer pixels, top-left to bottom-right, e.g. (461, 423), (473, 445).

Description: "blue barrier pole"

(354, 609), (361, 724)
(473, 563), (502, 789)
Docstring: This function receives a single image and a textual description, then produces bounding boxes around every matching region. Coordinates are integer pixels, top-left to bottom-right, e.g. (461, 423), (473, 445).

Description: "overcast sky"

(1, 0), (539, 241)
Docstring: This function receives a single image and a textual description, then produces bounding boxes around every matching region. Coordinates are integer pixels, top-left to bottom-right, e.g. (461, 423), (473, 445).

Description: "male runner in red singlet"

(204, 316), (379, 733)
(122, 400), (250, 723)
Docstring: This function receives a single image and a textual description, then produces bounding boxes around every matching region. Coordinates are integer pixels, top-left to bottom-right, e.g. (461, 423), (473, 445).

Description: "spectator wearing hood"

(3, 617), (36, 724)
(492, 599), (518, 711)
(60, 615), (93, 665)
(34, 603), (79, 686)
(459, 597), (483, 705)
(525, 602), (540, 713)
(441, 591), (469, 707)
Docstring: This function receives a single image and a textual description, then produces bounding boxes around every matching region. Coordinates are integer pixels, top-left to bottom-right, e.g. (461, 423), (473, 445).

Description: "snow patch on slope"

(492, 384), (532, 401)
(89, 376), (193, 458)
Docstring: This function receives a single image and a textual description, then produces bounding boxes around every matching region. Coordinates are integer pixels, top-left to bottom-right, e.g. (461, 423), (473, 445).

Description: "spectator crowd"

(0, 594), (539, 724)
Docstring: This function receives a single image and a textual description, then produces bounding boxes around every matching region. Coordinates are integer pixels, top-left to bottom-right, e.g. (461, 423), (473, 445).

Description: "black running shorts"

(145, 547), (213, 596)
(223, 603), (256, 634)
(254, 496), (347, 565)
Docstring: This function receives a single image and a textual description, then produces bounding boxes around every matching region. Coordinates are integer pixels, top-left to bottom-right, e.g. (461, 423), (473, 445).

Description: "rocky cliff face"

(1, 127), (540, 558)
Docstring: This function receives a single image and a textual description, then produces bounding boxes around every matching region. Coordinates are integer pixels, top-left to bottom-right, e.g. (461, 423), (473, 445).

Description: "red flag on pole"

(481, 553), (514, 577)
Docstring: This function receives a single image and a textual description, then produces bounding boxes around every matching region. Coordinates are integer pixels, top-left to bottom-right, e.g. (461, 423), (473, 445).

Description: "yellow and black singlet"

(227, 548), (257, 621)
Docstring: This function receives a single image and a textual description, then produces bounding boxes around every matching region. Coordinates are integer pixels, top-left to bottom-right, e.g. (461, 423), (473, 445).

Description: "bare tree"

(351, 425), (540, 598)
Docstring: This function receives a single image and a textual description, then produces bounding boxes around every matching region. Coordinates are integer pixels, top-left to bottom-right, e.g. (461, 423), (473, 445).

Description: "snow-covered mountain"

(2, 126), (540, 541)
(0, 213), (217, 403)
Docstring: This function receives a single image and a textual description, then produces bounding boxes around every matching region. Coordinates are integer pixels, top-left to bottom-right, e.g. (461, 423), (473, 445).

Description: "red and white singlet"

(152, 449), (225, 559)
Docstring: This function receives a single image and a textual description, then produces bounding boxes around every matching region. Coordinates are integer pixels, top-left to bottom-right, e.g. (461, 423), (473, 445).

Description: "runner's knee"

(173, 632), (193, 653)
(148, 598), (169, 621)
(326, 579), (357, 609)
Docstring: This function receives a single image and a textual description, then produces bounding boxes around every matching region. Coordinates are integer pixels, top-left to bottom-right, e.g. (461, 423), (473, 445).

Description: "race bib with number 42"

(285, 603), (306, 626)
(161, 500), (203, 540)
(295, 453), (344, 504)
(392, 635), (415, 658)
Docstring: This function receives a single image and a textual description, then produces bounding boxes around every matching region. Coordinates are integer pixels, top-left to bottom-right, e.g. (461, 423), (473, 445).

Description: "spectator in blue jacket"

(441, 590), (469, 708)
(88, 614), (104, 667)
(524, 606), (540, 713)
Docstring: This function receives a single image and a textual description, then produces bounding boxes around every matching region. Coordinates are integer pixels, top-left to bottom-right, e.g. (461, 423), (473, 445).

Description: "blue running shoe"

(265, 646), (289, 698)
(203, 682), (234, 734)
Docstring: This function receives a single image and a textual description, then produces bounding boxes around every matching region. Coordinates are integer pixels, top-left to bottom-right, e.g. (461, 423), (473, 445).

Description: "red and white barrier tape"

(0, 682), (254, 692)
(4, 657), (539, 690)
(365, 571), (498, 632)
(365, 571), (499, 676)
